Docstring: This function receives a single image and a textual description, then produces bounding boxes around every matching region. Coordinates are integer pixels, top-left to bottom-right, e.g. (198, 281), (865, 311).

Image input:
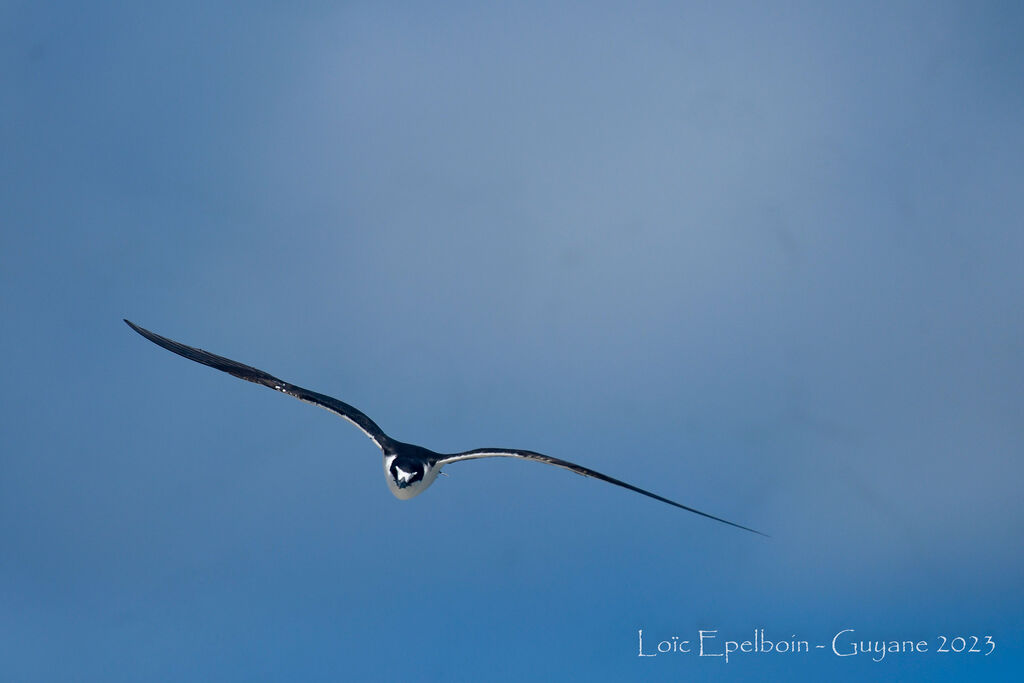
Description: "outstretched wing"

(436, 448), (766, 536)
(124, 320), (394, 452)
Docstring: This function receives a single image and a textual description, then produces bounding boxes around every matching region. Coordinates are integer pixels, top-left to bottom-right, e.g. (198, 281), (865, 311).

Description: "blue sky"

(2, 1), (1022, 680)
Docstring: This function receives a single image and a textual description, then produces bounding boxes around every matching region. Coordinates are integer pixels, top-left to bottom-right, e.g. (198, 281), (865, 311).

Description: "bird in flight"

(125, 320), (765, 536)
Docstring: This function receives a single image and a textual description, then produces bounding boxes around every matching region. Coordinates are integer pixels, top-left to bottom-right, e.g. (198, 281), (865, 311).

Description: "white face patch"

(395, 467), (416, 485)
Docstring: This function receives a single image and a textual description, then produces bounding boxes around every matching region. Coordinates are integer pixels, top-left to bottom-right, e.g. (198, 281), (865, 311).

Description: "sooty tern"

(125, 320), (765, 536)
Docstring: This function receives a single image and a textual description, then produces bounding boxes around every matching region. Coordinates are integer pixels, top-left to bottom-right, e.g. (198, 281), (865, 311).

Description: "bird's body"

(125, 320), (765, 536)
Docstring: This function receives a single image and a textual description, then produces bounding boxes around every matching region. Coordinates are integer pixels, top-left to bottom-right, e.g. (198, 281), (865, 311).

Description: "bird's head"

(384, 455), (439, 500)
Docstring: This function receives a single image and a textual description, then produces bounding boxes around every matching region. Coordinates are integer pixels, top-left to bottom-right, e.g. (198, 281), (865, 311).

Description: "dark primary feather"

(438, 448), (767, 536)
(123, 319), (393, 451)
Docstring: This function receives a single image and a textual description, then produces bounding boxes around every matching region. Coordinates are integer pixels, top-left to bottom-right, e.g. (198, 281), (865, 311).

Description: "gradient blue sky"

(2, 2), (1022, 680)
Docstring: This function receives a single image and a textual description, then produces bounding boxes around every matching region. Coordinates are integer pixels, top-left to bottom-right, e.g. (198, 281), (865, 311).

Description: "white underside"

(383, 455), (440, 500)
